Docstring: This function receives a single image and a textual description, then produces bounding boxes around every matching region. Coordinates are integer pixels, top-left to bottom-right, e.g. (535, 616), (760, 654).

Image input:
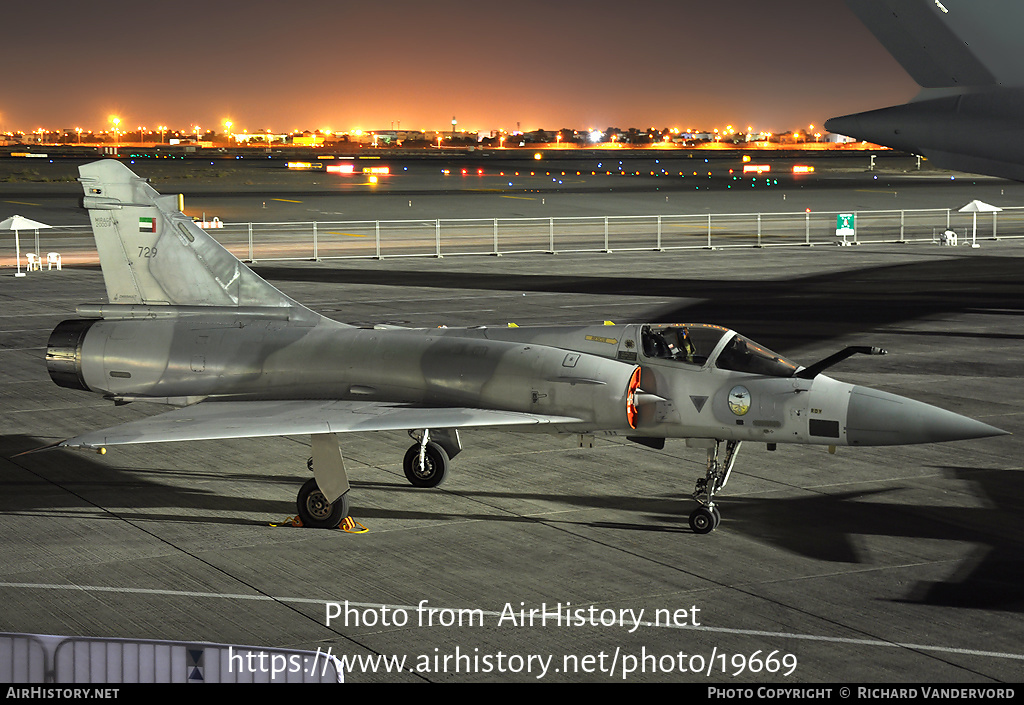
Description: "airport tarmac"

(0, 160), (1022, 683)
(4, 152), (1024, 229)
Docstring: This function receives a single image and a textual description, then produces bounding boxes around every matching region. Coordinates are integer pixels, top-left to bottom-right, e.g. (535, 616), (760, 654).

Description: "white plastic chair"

(47, 252), (61, 270)
(25, 253), (41, 271)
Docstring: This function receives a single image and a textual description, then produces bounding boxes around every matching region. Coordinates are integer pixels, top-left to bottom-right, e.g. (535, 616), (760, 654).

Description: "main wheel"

(689, 506), (717, 534)
(403, 442), (449, 488)
(296, 477), (349, 528)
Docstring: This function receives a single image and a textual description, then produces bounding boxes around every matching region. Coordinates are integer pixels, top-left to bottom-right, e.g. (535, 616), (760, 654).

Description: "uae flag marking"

(139, 217), (156, 233)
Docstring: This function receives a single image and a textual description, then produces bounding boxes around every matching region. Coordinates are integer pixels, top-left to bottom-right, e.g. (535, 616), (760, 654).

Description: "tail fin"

(79, 159), (307, 311)
(845, 0), (1024, 90)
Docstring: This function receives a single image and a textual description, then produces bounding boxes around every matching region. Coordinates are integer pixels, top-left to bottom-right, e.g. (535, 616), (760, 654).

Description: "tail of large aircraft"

(826, 1), (1024, 181)
(78, 159), (312, 311)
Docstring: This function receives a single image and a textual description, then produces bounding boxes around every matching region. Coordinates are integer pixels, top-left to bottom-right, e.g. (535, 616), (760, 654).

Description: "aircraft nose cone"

(846, 386), (1008, 446)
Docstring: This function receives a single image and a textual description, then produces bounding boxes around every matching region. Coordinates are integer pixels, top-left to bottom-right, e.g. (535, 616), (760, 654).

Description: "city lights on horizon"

(2, 117), (822, 146)
(1, 109), (827, 142)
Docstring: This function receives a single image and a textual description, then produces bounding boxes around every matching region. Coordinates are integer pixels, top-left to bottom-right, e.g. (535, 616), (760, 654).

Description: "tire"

(403, 442), (449, 488)
(296, 477), (349, 528)
(689, 506), (716, 534)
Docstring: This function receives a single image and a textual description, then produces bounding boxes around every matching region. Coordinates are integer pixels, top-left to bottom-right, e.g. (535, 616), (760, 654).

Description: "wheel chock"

(270, 515), (368, 533)
(340, 516), (368, 534)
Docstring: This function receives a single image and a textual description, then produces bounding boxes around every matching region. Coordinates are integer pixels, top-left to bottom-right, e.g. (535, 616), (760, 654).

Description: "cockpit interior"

(640, 324), (797, 377)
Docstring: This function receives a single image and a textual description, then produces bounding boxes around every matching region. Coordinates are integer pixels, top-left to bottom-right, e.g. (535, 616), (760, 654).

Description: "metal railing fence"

(3, 207), (1020, 267)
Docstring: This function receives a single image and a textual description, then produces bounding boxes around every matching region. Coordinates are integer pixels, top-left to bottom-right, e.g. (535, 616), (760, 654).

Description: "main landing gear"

(296, 429), (458, 528)
(689, 440), (741, 534)
(296, 433), (351, 529)
(297, 477), (350, 529)
(403, 429), (450, 488)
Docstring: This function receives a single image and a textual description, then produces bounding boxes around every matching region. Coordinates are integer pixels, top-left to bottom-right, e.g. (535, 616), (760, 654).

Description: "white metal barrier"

(2, 207), (1021, 267)
(0, 632), (343, 683)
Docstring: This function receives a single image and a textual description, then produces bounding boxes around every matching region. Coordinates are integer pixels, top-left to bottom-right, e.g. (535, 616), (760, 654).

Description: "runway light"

(743, 165), (771, 174)
(792, 165), (814, 174)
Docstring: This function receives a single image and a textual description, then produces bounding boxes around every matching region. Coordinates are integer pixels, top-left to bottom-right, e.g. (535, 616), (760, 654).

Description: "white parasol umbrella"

(958, 200), (1001, 249)
(0, 215), (52, 277)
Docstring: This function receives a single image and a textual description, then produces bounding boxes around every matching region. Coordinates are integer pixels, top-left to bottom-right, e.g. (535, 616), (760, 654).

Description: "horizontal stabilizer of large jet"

(830, 1), (1024, 181)
(844, 0), (1024, 89)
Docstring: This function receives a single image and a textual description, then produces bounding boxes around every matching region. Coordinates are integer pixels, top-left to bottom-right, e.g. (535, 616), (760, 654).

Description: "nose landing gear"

(689, 440), (741, 534)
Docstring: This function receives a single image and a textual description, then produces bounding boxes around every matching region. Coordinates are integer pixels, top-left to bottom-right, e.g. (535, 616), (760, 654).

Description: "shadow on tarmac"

(253, 255), (1024, 352)
(6, 431), (1022, 610)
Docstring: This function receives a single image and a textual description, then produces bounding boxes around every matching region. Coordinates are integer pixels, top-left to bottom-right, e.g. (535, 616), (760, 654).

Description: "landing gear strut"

(689, 440), (741, 534)
(403, 429), (450, 487)
(298, 433), (351, 528)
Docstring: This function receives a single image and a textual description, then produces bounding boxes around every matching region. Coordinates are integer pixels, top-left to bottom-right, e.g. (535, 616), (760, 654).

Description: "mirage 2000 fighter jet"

(36, 160), (1006, 533)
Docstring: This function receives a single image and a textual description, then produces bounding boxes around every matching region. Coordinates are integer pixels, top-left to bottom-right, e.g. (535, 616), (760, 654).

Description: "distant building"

(232, 133), (287, 144)
(825, 132), (855, 144)
(290, 132), (326, 147)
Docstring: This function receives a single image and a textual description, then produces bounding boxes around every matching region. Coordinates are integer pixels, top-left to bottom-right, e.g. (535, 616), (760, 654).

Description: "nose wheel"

(688, 505), (721, 534)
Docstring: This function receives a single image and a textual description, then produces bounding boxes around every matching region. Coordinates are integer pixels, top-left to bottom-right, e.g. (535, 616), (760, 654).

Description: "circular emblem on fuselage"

(728, 385), (751, 416)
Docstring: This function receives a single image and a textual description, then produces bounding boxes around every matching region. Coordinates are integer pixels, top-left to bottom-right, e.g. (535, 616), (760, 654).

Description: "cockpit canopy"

(640, 324), (797, 378)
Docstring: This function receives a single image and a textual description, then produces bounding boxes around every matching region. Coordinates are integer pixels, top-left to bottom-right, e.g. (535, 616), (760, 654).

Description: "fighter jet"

(38, 160), (1006, 533)
(826, 0), (1024, 181)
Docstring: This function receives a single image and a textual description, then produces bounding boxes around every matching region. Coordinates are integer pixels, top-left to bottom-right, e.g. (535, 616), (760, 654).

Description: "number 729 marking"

(138, 246), (158, 258)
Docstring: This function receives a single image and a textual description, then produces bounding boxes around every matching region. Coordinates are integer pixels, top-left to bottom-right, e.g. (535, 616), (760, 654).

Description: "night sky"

(1, 0), (918, 135)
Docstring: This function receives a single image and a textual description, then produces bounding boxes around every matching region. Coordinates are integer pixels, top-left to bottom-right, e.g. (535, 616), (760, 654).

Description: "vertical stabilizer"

(78, 159), (310, 311)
